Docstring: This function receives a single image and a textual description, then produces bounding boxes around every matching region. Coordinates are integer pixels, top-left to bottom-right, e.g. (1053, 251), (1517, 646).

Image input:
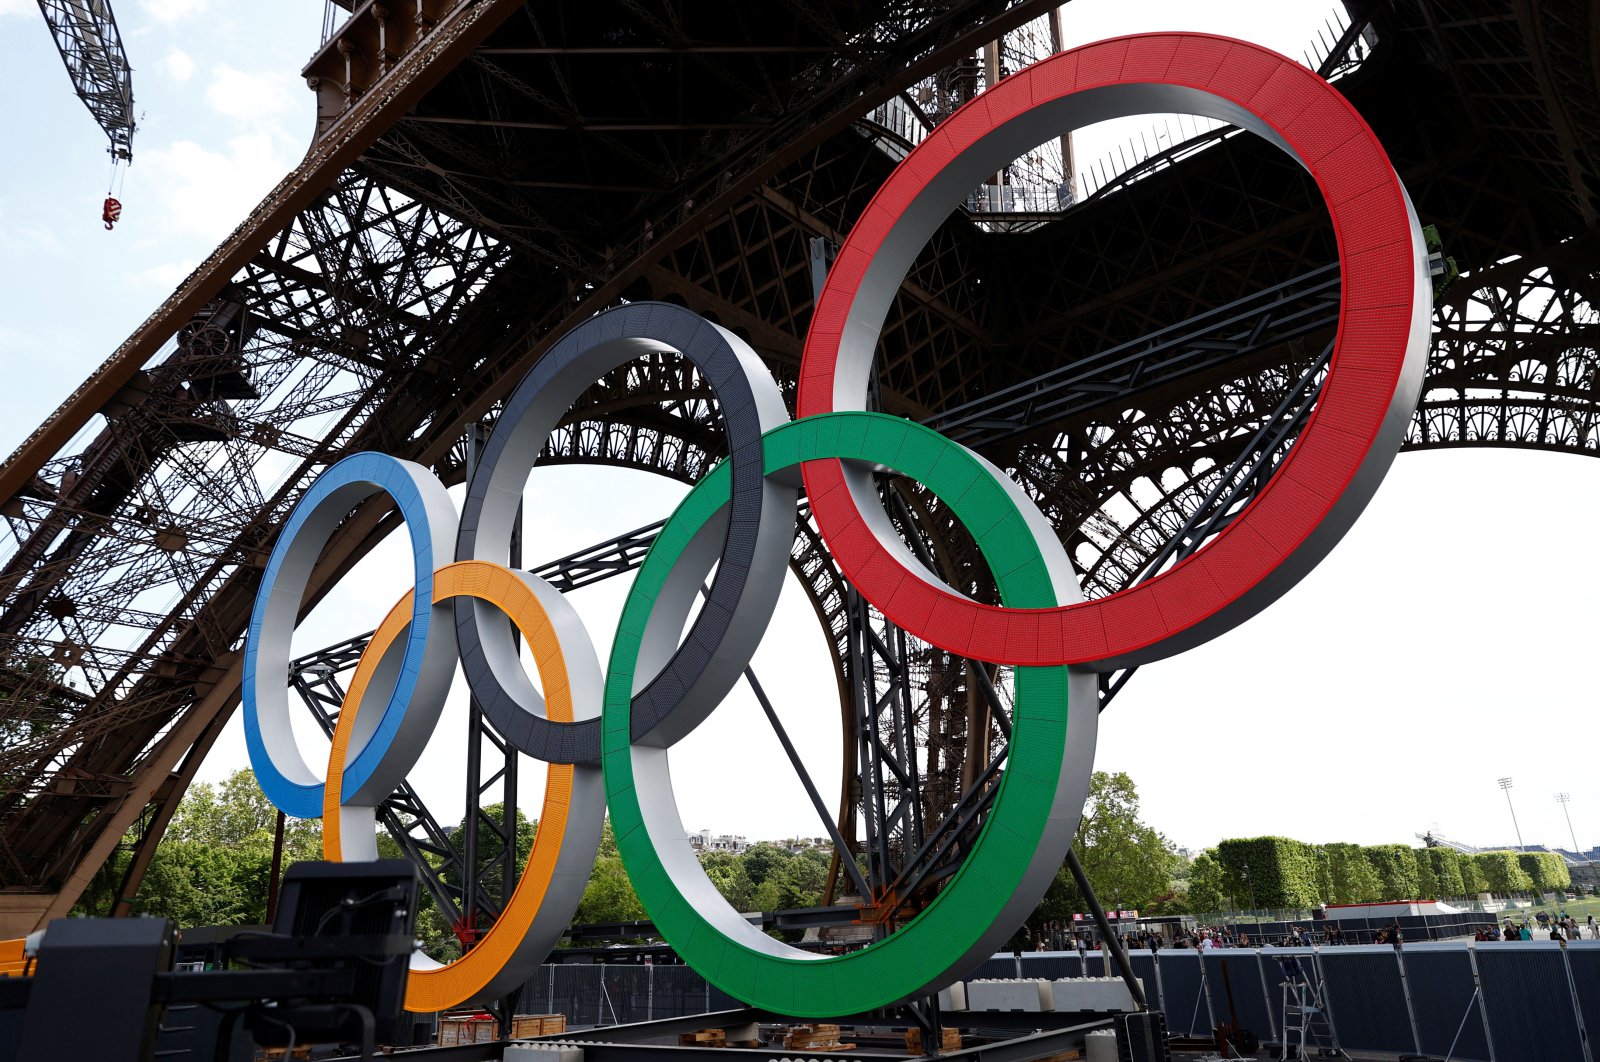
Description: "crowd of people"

(1034, 910), (1600, 952)
(1478, 913), (1596, 942)
(1034, 923), (1355, 951)
(1174, 924), (1353, 949)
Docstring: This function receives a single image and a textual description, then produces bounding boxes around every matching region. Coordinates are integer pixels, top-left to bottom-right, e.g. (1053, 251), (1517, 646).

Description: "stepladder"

(1278, 956), (1350, 1060)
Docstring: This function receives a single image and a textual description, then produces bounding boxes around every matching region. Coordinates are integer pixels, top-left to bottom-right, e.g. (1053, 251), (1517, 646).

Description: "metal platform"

(325, 1008), (1120, 1062)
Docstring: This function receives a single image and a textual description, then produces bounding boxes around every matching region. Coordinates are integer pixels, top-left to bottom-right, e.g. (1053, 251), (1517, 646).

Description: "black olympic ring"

(454, 302), (796, 765)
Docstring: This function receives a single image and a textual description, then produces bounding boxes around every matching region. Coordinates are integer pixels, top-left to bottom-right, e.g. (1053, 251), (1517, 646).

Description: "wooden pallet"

(783, 1024), (856, 1051)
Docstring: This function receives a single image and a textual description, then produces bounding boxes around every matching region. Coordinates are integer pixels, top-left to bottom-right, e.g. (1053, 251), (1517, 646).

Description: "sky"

(0, 1), (1595, 860)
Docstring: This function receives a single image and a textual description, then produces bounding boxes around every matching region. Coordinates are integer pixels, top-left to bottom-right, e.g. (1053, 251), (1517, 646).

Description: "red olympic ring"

(798, 33), (1430, 670)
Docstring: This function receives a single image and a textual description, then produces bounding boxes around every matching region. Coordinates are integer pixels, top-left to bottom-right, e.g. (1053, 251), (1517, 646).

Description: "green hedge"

(1215, 837), (1321, 909)
(1516, 851), (1571, 892)
(1473, 851), (1534, 893)
(1187, 836), (1544, 914)
(1364, 844), (1422, 900)
(1423, 847), (1467, 896)
(1412, 848), (1439, 898)
(1321, 843), (1381, 904)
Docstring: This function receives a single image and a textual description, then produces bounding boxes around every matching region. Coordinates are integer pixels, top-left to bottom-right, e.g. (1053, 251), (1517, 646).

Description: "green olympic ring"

(601, 412), (1097, 1016)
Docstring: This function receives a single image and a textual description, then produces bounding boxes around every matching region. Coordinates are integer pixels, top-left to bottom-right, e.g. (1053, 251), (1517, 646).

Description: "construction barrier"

(517, 941), (1598, 1062)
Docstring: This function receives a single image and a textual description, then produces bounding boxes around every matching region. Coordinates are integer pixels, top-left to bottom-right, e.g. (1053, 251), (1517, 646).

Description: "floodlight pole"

(1556, 793), (1587, 876)
(1555, 796), (1580, 857)
(1498, 778), (1525, 852)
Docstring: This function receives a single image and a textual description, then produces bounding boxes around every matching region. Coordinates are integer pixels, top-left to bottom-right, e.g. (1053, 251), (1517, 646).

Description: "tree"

(574, 820), (647, 925)
(1422, 847), (1467, 897)
(741, 843), (788, 890)
(1216, 837), (1320, 910)
(575, 854), (647, 925)
(781, 847), (831, 908)
(129, 769), (321, 927)
(1363, 845), (1421, 900)
(1412, 848), (1439, 899)
(699, 851), (755, 912)
(1322, 843), (1382, 904)
(1073, 772), (1182, 908)
(442, 802), (535, 902)
(1473, 851), (1533, 894)
(1516, 852), (1571, 893)
(1185, 851), (1229, 914)
(1030, 772), (1181, 926)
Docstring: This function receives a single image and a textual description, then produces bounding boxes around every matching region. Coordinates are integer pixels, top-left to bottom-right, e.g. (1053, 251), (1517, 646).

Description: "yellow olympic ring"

(322, 560), (603, 1012)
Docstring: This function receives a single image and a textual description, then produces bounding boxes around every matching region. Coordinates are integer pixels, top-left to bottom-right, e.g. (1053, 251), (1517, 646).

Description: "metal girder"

(0, 0), (522, 510)
(35, 0), (135, 159)
(5, 0), (1600, 935)
(0, 171), (516, 913)
(1410, 243), (1600, 453)
(929, 264), (1342, 448)
(1400, 0), (1600, 230)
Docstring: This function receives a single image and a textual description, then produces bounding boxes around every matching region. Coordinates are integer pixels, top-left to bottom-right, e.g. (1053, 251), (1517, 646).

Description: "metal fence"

(517, 964), (742, 1027)
(981, 943), (1598, 1062)
(525, 943), (1600, 1062)
(1212, 911), (1501, 945)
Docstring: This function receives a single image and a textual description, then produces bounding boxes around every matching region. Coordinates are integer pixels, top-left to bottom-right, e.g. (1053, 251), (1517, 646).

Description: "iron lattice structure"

(35, 0), (137, 160)
(0, 0), (1597, 936)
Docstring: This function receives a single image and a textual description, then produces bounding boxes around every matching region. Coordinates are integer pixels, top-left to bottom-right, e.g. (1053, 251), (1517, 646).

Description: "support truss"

(0, 172), (511, 893)
(4, 0), (1600, 938)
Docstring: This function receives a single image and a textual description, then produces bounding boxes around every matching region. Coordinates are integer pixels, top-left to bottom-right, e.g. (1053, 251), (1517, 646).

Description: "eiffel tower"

(1, 0), (1595, 942)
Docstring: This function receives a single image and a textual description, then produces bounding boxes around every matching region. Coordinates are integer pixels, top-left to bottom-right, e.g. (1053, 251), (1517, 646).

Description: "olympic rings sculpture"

(243, 34), (1431, 1016)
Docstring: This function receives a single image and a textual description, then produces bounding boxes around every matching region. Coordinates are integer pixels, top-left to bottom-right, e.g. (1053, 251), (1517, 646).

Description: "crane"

(35, 0), (136, 227)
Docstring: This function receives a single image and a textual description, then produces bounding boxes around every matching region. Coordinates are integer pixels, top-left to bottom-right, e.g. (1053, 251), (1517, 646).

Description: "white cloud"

(0, 0), (33, 18)
(206, 64), (293, 121)
(137, 132), (293, 241)
(139, 0), (210, 23)
(159, 47), (197, 83)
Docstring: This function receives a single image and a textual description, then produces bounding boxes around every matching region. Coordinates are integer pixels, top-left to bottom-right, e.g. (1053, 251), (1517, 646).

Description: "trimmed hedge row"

(1196, 838), (1570, 910)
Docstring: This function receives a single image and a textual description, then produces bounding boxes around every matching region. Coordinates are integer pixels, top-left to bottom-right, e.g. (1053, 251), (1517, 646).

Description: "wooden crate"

(904, 1027), (963, 1054)
(679, 1028), (727, 1047)
(513, 1013), (567, 1037)
(438, 1015), (500, 1046)
(439, 1012), (567, 1044)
